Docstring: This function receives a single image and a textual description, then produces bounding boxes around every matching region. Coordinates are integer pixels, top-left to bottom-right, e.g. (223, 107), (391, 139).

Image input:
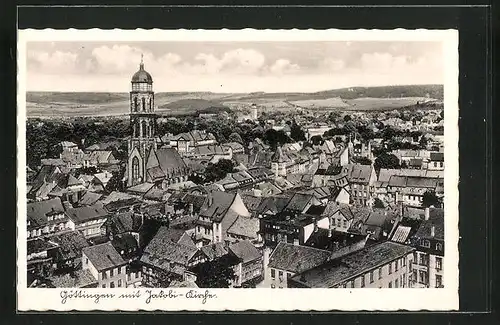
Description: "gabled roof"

(66, 203), (109, 223)
(78, 191), (103, 206)
(153, 148), (188, 175)
(48, 269), (97, 288)
(199, 191), (236, 222)
(284, 193), (317, 212)
(430, 152), (444, 161)
(229, 240), (262, 263)
(141, 230), (199, 270)
(27, 198), (66, 228)
(239, 194), (264, 212)
(108, 211), (143, 234)
(268, 242), (331, 273)
(289, 241), (415, 288)
(413, 208), (444, 240)
(226, 216), (259, 239)
(27, 238), (59, 255)
(200, 242), (228, 261)
(347, 164), (374, 184)
(82, 242), (126, 271)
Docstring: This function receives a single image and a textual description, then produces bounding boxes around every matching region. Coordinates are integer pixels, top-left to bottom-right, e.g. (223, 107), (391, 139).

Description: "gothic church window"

(134, 97), (138, 112)
(142, 98), (146, 111)
(132, 157), (140, 181)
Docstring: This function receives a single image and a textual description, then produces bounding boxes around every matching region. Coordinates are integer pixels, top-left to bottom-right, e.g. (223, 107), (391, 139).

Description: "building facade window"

(436, 257), (443, 270)
(388, 281), (392, 288)
(388, 263), (392, 274)
(378, 268), (382, 280)
(118, 279), (122, 287)
(132, 156), (140, 181)
(436, 275), (443, 288)
(395, 278), (399, 288)
(271, 269), (275, 279)
(360, 276), (365, 288)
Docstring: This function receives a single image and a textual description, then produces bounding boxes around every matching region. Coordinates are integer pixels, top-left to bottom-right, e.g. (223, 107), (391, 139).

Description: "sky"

(26, 41), (444, 93)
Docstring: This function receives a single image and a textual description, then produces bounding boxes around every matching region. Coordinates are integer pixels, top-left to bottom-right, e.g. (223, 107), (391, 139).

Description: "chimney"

(431, 225), (435, 237)
(293, 238), (299, 246)
(313, 218), (318, 233)
(328, 228), (332, 238)
(424, 207), (430, 220)
(208, 193), (214, 207)
(189, 203), (194, 215)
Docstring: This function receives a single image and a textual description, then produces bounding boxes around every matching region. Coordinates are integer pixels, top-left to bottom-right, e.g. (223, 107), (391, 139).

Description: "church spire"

(139, 53), (144, 70)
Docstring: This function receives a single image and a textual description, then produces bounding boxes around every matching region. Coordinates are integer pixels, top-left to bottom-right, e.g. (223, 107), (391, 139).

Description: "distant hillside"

(27, 92), (129, 105)
(157, 98), (228, 112)
(311, 85), (444, 101)
(25, 85), (443, 117)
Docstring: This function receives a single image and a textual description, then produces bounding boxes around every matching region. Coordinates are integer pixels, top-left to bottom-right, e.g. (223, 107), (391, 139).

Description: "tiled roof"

(199, 191), (236, 222)
(48, 269), (97, 288)
(66, 203), (109, 223)
(430, 152), (444, 161)
(154, 148), (188, 176)
(413, 208), (444, 240)
(141, 229), (199, 267)
(200, 242), (228, 261)
(27, 238), (59, 255)
(378, 168), (444, 182)
(239, 194), (264, 212)
(229, 240), (262, 263)
(285, 193), (316, 212)
(78, 191), (103, 206)
(127, 182), (155, 194)
(347, 164), (373, 184)
(289, 241), (415, 288)
(390, 225), (412, 243)
(27, 198), (66, 228)
(82, 242), (126, 271)
(108, 211), (143, 234)
(268, 242), (332, 273)
(226, 216), (259, 239)
(100, 191), (139, 205)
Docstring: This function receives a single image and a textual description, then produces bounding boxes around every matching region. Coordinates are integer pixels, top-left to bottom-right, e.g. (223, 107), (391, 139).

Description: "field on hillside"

(288, 97), (350, 109)
(344, 97), (433, 111)
(25, 85), (443, 117)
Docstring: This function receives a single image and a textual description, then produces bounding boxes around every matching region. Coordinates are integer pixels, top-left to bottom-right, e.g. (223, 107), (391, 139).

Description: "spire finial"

(140, 53), (144, 69)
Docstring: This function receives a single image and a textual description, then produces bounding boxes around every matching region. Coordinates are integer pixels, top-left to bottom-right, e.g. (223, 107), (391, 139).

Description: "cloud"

(27, 50), (78, 74)
(188, 48), (266, 75)
(269, 59), (300, 75)
(320, 58), (345, 71)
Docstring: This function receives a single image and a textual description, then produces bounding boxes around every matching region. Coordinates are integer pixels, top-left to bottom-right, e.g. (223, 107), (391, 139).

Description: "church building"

(126, 57), (190, 188)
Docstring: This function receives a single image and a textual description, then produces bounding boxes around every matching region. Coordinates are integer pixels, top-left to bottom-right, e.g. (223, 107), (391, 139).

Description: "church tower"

(127, 55), (157, 187)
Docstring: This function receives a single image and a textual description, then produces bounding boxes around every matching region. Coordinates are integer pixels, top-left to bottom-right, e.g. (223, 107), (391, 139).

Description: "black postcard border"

(1, 2), (496, 324)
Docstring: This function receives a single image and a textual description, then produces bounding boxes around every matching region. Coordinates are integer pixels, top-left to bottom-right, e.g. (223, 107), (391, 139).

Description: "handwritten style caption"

(60, 289), (217, 305)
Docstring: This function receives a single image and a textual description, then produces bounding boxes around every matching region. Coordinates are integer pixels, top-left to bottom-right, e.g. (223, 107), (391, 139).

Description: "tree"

(290, 122), (306, 142)
(105, 167), (125, 193)
(228, 132), (243, 144)
(203, 159), (236, 183)
(152, 269), (176, 288)
(419, 135), (428, 149)
(422, 191), (441, 208)
(194, 256), (237, 288)
(263, 129), (291, 150)
(343, 115), (352, 122)
(310, 135), (323, 146)
(374, 198), (385, 209)
(374, 152), (400, 171)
